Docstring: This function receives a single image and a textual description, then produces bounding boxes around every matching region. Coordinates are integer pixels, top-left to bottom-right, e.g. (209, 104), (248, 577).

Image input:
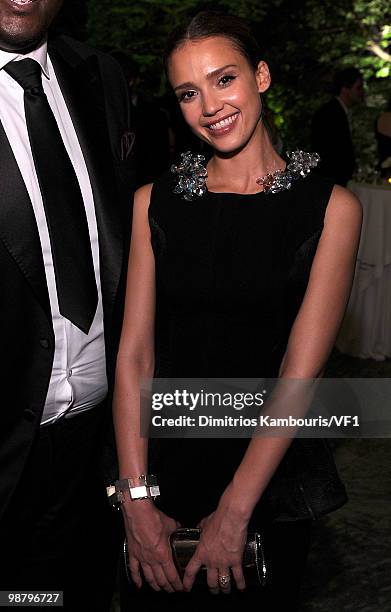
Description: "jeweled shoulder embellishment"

(171, 151), (208, 201)
(256, 150), (320, 194)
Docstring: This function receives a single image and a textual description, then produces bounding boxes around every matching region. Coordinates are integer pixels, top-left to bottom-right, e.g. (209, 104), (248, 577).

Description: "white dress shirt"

(0, 38), (107, 425)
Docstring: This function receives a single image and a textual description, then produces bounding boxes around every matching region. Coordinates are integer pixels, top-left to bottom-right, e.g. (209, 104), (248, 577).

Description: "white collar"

(336, 96), (350, 116)
(0, 37), (50, 79)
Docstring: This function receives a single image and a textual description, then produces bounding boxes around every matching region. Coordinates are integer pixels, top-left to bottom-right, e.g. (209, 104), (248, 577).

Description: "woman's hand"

(183, 487), (249, 594)
(122, 500), (183, 593)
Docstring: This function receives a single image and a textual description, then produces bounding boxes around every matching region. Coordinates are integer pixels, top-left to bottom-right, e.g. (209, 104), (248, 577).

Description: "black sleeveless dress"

(121, 167), (348, 611)
(148, 168), (346, 528)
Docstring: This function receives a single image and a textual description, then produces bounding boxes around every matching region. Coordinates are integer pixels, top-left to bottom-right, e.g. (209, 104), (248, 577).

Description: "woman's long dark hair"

(163, 11), (262, 72)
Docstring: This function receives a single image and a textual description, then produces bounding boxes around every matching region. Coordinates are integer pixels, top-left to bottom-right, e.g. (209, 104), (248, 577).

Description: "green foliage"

(87, 0), (390, 164)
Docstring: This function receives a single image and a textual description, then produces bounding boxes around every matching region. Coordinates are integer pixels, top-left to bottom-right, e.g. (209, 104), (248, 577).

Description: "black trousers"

(120, 519), (312, 611)
(0, 407), (122, 611)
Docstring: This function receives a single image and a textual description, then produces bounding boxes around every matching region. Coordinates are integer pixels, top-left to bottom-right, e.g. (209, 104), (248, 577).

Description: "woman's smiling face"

(168, 35), (271, 155)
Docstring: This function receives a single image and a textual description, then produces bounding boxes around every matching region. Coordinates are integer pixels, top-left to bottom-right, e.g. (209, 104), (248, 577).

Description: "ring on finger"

(218, 573), (231, 587)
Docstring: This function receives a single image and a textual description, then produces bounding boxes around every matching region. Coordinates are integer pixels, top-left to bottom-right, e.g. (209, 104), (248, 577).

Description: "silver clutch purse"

(124, 527), (269, 589)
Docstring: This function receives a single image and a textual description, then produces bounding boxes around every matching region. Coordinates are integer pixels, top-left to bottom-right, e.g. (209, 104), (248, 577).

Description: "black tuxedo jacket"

(0, 36), (134, 518)
(311, 97), (355, 186)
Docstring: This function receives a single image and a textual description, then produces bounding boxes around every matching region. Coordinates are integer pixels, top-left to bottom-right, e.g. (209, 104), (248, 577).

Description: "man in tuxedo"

(311, 68), (365, 186)
(0, 0), (134, 609)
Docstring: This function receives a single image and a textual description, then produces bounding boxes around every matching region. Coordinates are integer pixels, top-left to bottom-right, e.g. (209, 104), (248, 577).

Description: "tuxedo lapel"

(0, 122), (51, 321)
(49, 40), (124, 327)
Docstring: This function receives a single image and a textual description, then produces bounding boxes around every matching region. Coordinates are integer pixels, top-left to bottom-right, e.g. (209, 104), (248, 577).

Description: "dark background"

(54, 0), (390, 168)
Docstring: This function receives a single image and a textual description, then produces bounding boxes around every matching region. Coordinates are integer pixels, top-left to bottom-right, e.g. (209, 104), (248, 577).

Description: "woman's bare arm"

(113, 184), (183, 593)
(113, 184), (155, 480)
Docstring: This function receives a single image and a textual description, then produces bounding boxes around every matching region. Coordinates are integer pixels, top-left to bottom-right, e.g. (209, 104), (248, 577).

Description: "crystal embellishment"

(171, 149), (320, 200)
(256, 150), (320, 194)
(171, 151), (208, 201)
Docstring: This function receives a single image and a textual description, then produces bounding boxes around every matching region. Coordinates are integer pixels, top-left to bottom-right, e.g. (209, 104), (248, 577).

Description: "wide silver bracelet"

(106, 474), (160, 509)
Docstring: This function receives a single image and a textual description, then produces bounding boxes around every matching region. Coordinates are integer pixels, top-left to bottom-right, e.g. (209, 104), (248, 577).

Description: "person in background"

(311, 67), (365, 186)
(0, 0), (133, 609)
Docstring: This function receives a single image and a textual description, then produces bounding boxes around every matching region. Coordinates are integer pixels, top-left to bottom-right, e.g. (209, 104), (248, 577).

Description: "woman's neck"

(207, 123), (285, 194)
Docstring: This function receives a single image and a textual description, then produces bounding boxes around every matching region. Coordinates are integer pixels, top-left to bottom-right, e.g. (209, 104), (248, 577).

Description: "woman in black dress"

(113, 11), (362, 610)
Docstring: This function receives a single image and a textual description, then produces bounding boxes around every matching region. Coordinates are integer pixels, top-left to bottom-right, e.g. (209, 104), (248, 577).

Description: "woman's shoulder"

(133, 169), (183, 233)
(134, 182), (154, 201)
(133, 183), (153, 216)
(282, 167), (355, 248)
(135, 168), (172, 196)
(134, 168), (175, 211)
(294, 172), (361, 226)
(131, 184), (154, 234)
(286, 171), (335, 233)
(150, 168), (180, 210)
(324, 184), (362, 227)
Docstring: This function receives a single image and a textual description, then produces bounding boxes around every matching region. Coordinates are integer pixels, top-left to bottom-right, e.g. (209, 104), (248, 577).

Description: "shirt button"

(24, 409), (36, 422)
(39, 338), (50, 349)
